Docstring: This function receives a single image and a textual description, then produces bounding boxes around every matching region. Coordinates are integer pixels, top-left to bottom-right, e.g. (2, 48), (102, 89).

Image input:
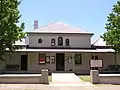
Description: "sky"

(19, 0), (118, 41)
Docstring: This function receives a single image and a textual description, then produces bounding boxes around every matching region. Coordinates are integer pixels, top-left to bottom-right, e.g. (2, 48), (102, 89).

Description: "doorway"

(56, 53), (65, 71)
(21, 55), (28, 71)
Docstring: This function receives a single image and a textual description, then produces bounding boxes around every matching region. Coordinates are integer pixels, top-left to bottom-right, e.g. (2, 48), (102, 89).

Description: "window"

(39, 53), (45, 64)
(58, 36), (63, 46)
(51, 38), (55, 46)
(74, 54), (82, 64)
(65, 39), (70, 46)
(38, 38), (42, 43)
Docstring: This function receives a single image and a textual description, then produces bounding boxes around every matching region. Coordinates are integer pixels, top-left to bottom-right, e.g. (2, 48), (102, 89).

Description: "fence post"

(41, 69), (48, 84)
(90, 70), (100, 84)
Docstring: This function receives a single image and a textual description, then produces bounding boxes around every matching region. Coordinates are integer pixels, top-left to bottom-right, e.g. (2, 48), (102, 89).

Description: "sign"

(90, 60), (103, 67)
(51, 56), (55, 63)
(46, 56), (50, 63)
(39, 58), (45, 64)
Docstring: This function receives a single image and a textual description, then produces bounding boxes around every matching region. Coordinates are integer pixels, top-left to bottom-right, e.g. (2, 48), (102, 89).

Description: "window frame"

(74, 53), (82, 64)
(65, 39), (70, 46)
(38, 53), (46, 64)
(38, 38), (42, 43)
(58, 36), (63, 46)
(51, 38), (56, 46)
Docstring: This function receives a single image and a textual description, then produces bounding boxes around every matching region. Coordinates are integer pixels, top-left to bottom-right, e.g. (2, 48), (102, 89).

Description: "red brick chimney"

(34, 20), (38, 29)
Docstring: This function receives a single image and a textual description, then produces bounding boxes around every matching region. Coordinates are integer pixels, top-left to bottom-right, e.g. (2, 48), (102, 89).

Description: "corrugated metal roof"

(27, 22), (94, 34)
(14, 36), (29, 46)
(14, 39), (26, 45)
(92, 37), (107, 46)
(16, 48), (115, 53)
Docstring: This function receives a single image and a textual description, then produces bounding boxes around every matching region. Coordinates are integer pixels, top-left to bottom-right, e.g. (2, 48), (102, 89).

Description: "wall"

(0, 52), (27, 71)
(73, 53), (91, 74)
(28, 33), (91, 48)
(0, 52), (117, 73)
(99, 74), (120, 84)
(28, 52), (56, 72)
(6, 53), (21, 65)
(91, 53), (115, 70)
(28, 52), (91, 74)
(116, 53), (120, 65)
(65, 53), (74, 71)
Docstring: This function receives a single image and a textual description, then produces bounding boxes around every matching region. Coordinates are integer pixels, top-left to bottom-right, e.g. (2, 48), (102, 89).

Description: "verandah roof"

(15, 48), (115, 53)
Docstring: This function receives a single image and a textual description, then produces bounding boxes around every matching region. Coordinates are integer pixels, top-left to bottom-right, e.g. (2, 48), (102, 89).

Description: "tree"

(0, 0), (25, 61)
(102, 0), (120, 70)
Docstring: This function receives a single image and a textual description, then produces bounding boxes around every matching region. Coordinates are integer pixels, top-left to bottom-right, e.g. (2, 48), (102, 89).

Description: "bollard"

(41, 69), (48, 84)
(90, 70), (100, 84)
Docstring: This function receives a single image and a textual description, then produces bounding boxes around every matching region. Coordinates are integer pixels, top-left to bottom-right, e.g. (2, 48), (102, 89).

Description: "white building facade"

(0, 22), (119, 74)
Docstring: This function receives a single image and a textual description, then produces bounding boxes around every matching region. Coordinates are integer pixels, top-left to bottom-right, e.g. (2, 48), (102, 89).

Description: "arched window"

(51, 38), (55, 46)
(65, 39), (70, 46)
(58, 36), (63, 46)
(38, 38), (42, 43)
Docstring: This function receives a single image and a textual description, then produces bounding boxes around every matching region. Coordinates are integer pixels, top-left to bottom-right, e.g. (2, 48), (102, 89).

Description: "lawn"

(79, 75), (117, 86)
(79, 75), (91, 82)
(48, 75), (52, 82)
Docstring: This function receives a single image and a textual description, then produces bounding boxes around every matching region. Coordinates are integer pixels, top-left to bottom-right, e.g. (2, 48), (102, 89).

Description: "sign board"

(90, 60), (103, 67)
(39, 58), (45, 64)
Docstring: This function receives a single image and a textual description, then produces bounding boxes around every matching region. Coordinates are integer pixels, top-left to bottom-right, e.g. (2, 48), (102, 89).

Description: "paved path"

(50, 73), (93, 86)
(0, 84), (120, 90)
(52, 73), (81, 82)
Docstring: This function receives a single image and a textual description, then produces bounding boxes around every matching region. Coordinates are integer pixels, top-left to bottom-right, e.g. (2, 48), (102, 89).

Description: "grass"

(79, 75), (118, 86)
(79, 75), (91, 82)
(48, 75), (52, 82)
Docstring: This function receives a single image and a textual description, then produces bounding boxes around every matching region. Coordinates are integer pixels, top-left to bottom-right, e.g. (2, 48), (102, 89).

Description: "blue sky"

(19, 0), (118, 40)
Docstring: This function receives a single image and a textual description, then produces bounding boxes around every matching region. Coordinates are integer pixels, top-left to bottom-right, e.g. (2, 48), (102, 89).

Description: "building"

(0, 21), (119, 74)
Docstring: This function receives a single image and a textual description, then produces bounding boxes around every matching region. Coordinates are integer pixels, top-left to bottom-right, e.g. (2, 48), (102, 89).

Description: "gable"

(92, 37), (107, 46)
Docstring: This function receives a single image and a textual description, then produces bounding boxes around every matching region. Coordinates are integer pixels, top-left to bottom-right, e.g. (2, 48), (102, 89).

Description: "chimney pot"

(34, 20), (38, 29)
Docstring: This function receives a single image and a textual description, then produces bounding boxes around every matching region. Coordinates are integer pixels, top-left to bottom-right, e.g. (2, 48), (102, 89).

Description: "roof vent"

(34, 20), (38, 29)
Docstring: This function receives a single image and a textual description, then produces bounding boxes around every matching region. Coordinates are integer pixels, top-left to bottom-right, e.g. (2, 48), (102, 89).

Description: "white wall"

(0, 52), (117, 73)
(65, 53), (74, 71)
(6, 53), (21, 65)
(28, 52), (56, 72)
(28, 33), (91, 48)
(92, 53), (115, 69)
(0, 52), (27, 71)
(73, 53), (91, 71)
(27, 52), (91, 73)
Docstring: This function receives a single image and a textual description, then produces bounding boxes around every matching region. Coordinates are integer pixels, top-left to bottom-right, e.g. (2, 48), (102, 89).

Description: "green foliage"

(102, 0), (120, 52)
(0, 0), (25, 60)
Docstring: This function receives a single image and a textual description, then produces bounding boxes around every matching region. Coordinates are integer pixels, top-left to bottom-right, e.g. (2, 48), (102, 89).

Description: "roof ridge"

(29, 21), (94, 34)
(38, 21), (61, 29)
(35, 21), (88, 32)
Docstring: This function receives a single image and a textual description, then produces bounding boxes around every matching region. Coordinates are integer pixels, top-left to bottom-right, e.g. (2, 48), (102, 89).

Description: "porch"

(0, 48), (118, 74)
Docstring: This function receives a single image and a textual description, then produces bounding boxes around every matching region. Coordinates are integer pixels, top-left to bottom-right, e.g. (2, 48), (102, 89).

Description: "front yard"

(48, 76), (52, 82)
(79, 75), (91, 82)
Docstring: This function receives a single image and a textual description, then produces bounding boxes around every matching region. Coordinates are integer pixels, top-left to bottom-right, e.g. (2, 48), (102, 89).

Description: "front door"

(21, 55), (28, 71)
(56, 53), (65, 71)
